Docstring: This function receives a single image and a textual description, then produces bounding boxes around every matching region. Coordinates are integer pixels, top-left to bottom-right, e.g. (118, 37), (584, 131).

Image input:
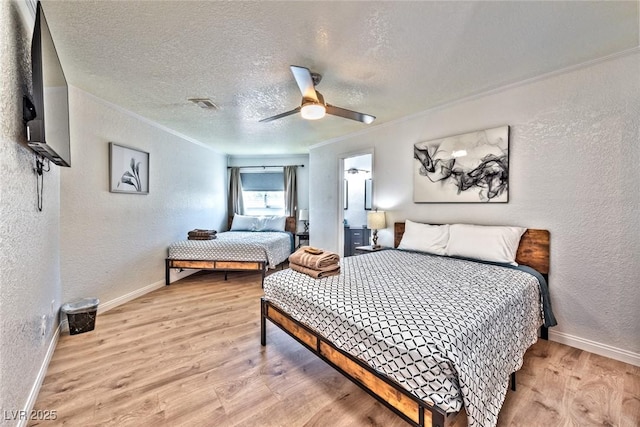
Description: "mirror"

(344, 179), (348, 210)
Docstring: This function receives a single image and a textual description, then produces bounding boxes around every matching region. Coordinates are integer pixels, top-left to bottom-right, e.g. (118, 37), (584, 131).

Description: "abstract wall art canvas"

(413, 126), (509, 203)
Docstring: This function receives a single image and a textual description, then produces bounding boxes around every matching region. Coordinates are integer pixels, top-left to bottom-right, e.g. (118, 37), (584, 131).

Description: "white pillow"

(397, 220), (449, 256)
(257, 215), (286, 231)
(446, 224), (526, 265)
(230, 215), (259, 231)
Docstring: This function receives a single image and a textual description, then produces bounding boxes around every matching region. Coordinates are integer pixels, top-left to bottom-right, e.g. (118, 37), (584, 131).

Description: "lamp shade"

(367, 211), (386, 230)
(298, 209), (309, 221)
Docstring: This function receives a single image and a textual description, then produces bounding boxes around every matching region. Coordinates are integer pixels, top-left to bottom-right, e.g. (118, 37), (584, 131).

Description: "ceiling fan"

(345, 168), (370, 174)
(260, 65), (376, 124)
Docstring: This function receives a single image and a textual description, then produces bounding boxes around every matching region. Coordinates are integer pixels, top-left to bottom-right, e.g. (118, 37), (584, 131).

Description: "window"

(241, 170), (285, 216)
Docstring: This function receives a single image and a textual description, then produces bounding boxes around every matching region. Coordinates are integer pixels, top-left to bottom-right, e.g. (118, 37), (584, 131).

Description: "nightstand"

(354, 245), (390, 255)
(296, 232), (309, 248)
(344, 227), (371, 257)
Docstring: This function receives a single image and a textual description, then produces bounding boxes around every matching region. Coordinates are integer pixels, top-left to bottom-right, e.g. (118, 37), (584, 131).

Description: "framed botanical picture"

(413, 126), (509, 203)
(109, 142), (149, 194)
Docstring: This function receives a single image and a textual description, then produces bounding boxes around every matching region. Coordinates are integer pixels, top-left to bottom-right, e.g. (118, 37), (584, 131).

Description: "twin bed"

(165, 216), (296, 286)
(261, 222), (554, 427)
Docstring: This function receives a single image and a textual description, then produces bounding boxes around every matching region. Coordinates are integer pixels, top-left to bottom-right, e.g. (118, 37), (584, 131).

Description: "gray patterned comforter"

(263, 249), (544, 427)
(168, 231), (292, 269)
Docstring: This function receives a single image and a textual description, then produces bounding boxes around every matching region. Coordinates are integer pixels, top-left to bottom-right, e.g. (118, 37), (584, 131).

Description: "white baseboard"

(18, 324), (61, 427)
(168, 268), (201, 285)
(61, 277), (165, 329)
(98, 279), (166, 313)
(97, 269), (201, 313)
(549, 330), (640, 367)
(60, 271), (200, 332)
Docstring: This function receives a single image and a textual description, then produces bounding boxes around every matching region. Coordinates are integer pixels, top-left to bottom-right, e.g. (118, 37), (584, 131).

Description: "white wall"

(0, 1), (61, 424)
(61, 87), (228, 305)
(309, 51), (640, 363)
(228, 154), (309, 231)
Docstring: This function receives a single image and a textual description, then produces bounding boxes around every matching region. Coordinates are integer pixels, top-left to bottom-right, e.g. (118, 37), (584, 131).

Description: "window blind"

(240, 172), (284, 191)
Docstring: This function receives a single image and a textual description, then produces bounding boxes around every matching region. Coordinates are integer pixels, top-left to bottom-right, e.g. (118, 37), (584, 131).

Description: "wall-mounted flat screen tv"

(26, 1), (70, 167)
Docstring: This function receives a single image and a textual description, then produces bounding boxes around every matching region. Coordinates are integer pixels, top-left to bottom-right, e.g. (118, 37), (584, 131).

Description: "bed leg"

(261, 268), (266, 288)
(431, 410), (445, 427)
(165, 259), (171, 286)
(224, 272), (228, 281)
(260, 298), (266, 346)
(541, 326), (549, 340)
(510, 372), (517, 391)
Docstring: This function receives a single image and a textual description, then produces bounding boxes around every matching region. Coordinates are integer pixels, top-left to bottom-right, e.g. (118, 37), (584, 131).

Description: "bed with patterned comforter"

(263, 248), (550, 427)
(166, 231), (293, 286)
(168, 231), (292, 267)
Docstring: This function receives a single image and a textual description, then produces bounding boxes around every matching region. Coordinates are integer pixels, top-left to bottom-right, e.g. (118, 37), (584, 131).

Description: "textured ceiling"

(41, 1), (639, 155)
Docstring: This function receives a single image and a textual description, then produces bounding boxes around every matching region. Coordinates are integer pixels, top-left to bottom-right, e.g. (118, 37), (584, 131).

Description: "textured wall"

(0, 1), (62, 423)
(309, 52), (640, 358)
(60, 87), (228, 305)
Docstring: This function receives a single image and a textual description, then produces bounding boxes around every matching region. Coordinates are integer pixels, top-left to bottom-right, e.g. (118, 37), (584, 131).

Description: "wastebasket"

(61, 298), (100, 335)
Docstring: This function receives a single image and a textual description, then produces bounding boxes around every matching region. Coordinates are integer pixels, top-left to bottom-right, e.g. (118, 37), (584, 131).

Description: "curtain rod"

(227, 164), (304, 169)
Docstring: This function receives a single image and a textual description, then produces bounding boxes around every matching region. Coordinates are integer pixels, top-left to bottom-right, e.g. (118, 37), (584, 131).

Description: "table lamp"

(299, 209), (309, 232)
(367, 210), (386, 248)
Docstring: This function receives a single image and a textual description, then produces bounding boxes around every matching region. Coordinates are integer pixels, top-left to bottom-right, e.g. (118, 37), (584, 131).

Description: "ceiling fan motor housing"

(260, 65), (375, 124)
(303, 91), (325, 107)
(310, 72), (322, 86)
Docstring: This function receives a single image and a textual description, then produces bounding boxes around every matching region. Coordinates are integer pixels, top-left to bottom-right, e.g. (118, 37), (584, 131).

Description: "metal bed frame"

(166, 216), (296, 286)
(261, 223), (550, 426)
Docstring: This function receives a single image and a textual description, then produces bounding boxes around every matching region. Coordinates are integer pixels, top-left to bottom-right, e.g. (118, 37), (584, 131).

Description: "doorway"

(342, 153), (373, 256)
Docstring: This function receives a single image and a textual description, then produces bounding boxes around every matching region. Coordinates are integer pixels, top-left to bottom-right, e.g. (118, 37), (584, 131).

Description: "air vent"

(188, 98), (219, 110)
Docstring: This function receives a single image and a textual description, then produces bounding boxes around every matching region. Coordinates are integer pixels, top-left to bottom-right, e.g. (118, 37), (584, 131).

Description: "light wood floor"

(31, 270), (640, 427)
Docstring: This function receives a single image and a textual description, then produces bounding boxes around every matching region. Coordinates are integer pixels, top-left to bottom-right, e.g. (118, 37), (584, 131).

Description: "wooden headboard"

(394, 222), (550, 274)
(228, 216), (297, 234)
(285, 216), (296, 233)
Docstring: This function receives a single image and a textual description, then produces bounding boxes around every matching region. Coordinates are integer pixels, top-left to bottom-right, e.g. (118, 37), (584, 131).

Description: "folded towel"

(289, 262), (340, 279)
(288, 246), (340, 269)
(187, 235), (217, 240)
(188, 229), (217, 237)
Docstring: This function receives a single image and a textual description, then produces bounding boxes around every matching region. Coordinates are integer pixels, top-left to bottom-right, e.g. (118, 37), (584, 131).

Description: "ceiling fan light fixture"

(300, 102), (326, 120)
(362, 115), (375, 125)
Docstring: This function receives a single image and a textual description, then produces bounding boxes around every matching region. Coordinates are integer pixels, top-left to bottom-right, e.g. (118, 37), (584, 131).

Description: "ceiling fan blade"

(290, 65), (319, 102)
(259, 107), (301, 123)
(326, 104), (376, 124)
